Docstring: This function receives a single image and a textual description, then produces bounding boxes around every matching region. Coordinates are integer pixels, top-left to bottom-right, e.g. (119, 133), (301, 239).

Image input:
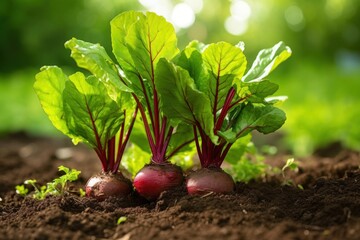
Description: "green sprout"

(117, 216), (127, 225)
(15, 166), (81, 200)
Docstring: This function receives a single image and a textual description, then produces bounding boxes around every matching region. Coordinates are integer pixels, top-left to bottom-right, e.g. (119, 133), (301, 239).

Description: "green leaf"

(247, 80), (279, 103)
(15, 185), (29, 197)
(282, 158), (298, 172)
(167, 123), (194, 155)
(174, 42), (208, 91)
(111, 11), (144, 73)
(58, 165), (81, 182)
(224, 134), (252, 164)
(63, 72), (123, 147)
(265, 95), (288, 105)
(202, 42), (247, 111)
(217, 129), (237, 143)
(34, 66), (70, 136)
(64, 38), (131, 101)
(155, 58), (217, 143)
(125, 11), (179, 83)
(242, 41), (292, 83)
(233, 103), (286, 137)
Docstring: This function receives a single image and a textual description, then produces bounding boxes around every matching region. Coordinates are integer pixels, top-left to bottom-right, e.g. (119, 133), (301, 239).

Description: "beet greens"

(156, 41), (291, 193)
(34, 9), (292, 198)
(34, 38), (138, 199)
(110, 11), (193, 164)
(110, 11), (194, 199)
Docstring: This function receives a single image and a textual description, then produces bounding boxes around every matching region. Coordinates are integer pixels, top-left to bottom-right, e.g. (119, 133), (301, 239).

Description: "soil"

(1, 133), (360, 240)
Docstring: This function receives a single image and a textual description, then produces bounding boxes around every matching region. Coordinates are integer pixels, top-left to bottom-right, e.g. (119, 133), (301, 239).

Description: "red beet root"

(85, 172), (132, 201)
(133, 164), (183, 200)
(186, 168), (235, 195)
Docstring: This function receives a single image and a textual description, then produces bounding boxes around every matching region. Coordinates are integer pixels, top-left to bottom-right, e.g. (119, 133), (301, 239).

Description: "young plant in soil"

(156, 41), (292, 194)
(34, 39), (138, 200)
(16, 166), (81, 200)
(109, 11), (194, 200)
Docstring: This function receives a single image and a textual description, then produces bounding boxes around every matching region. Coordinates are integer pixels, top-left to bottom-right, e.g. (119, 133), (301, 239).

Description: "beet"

(85, 172), (132, 201)
(133, 163), (183, 200)
(186, 168), (235, 195)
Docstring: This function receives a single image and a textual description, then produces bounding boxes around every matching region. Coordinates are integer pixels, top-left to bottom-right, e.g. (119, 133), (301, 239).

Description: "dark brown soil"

(1, 133), (360, 240)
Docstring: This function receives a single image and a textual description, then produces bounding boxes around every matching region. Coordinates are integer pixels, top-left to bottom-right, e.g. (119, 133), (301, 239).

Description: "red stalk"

(107, 136), (116, 172)
(218, 143), (233, 166)
(158, 125), (174, 162)
(215, 88), (236, 131)
(137, 74), (156, 134)
(147, 30), (161, 145)
(86, 102), (107, 171)
(113, 106), (139, 173)
(157, 116), (168, 156)
(132, 93), (156, 153)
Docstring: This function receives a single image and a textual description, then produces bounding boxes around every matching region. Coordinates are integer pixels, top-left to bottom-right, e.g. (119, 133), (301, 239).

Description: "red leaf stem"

(113, 106), (139, 173)
(137, 74), (156, 134)
(86, 102), (107, 171)
(107, 136), (116, 172)
(215, 87), (236, 131)
(132, 93), (156, 154)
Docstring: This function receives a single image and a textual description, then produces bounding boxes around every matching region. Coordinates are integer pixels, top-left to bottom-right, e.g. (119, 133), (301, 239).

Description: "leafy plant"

(34, 37), (138, 200)
(16, 166), (81, 200)
(15, 184), (29, 197)
(109, 11), (196, 200)
(280, 158), (303, 188)
(156, 40), (291, 194)
(225, 141), (268, 183)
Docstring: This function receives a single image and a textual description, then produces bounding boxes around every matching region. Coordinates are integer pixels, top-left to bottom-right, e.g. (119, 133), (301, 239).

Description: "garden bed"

(1, 133), (360, 240)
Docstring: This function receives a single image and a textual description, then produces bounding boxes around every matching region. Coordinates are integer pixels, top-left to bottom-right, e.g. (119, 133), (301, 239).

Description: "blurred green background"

(1, 0), (359, 156)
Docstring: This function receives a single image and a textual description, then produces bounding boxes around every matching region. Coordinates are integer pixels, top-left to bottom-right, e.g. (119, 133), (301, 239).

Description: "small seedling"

(79, 188), (86, 197)
(281, 158), (300, 187)
(16, 166), (81, 200)
(117, 216), (127, 225)
(15, 185), (28, 197)
(282, 158), (299, 178)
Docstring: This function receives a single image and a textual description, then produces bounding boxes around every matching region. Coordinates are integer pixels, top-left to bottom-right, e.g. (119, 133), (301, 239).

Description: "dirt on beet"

(1, 133), (360, 240)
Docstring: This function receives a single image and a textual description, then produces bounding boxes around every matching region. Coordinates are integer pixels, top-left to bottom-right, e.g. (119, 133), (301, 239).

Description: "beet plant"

(34, 38), (138, 200)
(109, 11), (194, 199)
(156, 41), (291, 194)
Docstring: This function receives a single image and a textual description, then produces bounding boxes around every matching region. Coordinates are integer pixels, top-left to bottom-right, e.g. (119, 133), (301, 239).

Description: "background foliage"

(1, 0), (359, 156)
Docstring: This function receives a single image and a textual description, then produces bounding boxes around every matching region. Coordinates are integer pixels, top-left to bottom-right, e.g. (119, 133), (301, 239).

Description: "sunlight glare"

(184, 0), (203, 13)
(172, 3), (195, 29)
(138, 0), (173, 20)
(231, 0), (252, 21)
(225, 16), (248, 36)
(284, 5), (305, 31)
